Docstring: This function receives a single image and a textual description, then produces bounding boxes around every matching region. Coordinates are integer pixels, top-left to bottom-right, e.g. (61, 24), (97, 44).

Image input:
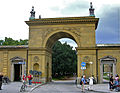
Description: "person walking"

(109, 75), (113, 91)
(28, 74), (33, 86)
(88, 76), (94, 90)
(81, 75), (86, 92)
(0, 72), (3, 90)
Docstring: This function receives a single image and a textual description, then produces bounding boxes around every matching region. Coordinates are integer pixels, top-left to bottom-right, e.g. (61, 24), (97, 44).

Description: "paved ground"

(31, 80), (117, 93)
(0, 82), (21, 93)
(0, 80), (119, 93)
(0, 82), (41, 93)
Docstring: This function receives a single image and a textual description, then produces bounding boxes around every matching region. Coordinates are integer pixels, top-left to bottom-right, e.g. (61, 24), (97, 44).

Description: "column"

(11, 63), (14, 81)
(22, 64), (24, 77)
(113, 63), (116, 78)
(100, 63), (103, 83)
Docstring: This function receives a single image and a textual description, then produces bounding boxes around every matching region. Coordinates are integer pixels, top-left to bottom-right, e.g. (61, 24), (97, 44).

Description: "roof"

(0, 45), (28, 49)
(96, 44), (120, 47)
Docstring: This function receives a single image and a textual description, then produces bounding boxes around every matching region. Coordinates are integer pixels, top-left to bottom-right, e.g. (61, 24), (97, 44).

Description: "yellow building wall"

(97, 49), (120, 83)
(0, 49), (27, 80)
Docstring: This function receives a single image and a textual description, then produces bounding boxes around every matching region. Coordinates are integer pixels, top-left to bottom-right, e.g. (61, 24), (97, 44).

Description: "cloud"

(96, 6), (120, 44)
(59, 38), (77, 49)
(61, 1), (88, 15)
(50, 0), (89, 16)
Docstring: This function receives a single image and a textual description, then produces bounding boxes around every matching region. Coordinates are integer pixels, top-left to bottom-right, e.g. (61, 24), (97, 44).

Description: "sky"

(0, 0), (120, 48)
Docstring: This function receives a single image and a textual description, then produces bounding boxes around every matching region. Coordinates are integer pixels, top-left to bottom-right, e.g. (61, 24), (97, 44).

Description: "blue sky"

(0, 0), (120, 47)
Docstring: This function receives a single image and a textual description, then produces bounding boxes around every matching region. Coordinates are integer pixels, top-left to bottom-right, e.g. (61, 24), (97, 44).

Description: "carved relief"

(83, 56), (90, 62)
(34, 56), (39, 62)
(43, 26), (81, 40)
(42, 26), (81, 37)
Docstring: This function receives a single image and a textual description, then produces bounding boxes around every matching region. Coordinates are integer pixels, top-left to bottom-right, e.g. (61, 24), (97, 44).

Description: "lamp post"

(89, 62), (93, 76)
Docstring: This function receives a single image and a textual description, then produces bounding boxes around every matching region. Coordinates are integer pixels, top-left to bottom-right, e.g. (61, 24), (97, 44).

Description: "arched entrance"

(100, 56), (117, 83)
(45, 32), (78, 81)
(25, 16), (99, 83)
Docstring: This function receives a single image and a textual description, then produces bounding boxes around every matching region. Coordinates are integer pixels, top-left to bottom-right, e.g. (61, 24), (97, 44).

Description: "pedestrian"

(114, 74), (119, 91)
(28, 74), (33, 86)
(0, 72), (3, 90)
(81, 75), (86, 92)
(88, 75), (94, 90)
(109, 75), (113, 91)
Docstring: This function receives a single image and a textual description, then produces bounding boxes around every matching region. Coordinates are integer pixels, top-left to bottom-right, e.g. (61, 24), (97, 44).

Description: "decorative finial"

(29, 6), (35, 20)
(39, 15), (41, 19)
(89, 2), (95, 17)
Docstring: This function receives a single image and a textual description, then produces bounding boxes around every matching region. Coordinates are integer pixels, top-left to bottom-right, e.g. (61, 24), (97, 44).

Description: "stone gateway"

(0, 3), (120, 83)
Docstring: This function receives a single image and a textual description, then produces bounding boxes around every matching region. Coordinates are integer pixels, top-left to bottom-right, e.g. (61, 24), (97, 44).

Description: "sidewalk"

(77, 83), (118, 93)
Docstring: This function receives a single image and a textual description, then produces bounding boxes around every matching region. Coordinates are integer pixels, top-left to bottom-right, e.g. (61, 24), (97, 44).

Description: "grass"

(103, 72), (110, 80)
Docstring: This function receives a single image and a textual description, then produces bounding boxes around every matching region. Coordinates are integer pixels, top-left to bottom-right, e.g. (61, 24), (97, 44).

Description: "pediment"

(100, 56), (116, 61)
(10, 56), (25, 62)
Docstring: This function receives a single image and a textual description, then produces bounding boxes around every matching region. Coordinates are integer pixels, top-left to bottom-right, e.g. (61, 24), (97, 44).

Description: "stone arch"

(33, 63), (39, 71)
(43, 30), (80, 48)
(25, 16), (99, 83)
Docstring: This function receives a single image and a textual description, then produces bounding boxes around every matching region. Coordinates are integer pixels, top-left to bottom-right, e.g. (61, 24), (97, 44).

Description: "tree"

(52, 41), (77, 78)
(0, 37), (28, 45)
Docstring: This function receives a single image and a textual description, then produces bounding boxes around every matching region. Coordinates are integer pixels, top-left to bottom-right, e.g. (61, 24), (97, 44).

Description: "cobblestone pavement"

(31, 80), (115, 93)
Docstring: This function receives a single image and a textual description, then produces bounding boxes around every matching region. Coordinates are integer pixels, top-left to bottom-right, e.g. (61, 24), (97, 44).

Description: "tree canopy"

(0, 37), (28, 45)
(52, 41), (77, 78)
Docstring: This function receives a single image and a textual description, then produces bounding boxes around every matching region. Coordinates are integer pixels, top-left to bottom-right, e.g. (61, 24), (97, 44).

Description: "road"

(31, 80), (104, 93)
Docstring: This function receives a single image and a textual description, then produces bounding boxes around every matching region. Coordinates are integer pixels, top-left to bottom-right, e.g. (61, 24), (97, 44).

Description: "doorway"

(14, 64), (21, 81)
(100, 56), (117, 83)
(103, 64), (113, 83)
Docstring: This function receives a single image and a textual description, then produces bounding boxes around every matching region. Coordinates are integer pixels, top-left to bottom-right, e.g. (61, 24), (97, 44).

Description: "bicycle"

(20, 81), (27, 92)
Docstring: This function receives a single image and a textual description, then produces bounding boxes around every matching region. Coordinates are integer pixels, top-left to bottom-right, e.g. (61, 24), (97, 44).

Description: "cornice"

(0, 45), (28, 49)
(76, 46), (120, 50)
(25, 16), (99, 29)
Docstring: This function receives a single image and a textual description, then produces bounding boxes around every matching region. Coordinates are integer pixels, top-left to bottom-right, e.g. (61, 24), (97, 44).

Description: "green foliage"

(52, 41), (77, 78)
(0, 37), (28, 45)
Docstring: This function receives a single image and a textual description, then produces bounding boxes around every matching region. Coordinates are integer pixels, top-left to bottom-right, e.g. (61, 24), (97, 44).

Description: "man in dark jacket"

(0, 72), (3, 90)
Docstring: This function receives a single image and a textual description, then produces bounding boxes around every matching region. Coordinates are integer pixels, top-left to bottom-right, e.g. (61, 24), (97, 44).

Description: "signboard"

(81, 67), (86, 70)
(81, 62), (86, 70)
(29, 70), (42, 75)
(18, 62), (25, 64)
(81, 62), (86, 67)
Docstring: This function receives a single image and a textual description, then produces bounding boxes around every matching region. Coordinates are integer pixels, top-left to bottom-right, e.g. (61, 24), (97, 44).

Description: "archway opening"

(52, 38), (77, 80)
(45, 32), (78, 83)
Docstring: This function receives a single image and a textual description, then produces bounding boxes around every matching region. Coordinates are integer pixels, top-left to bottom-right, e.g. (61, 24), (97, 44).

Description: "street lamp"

(89, 62), (93, 76)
